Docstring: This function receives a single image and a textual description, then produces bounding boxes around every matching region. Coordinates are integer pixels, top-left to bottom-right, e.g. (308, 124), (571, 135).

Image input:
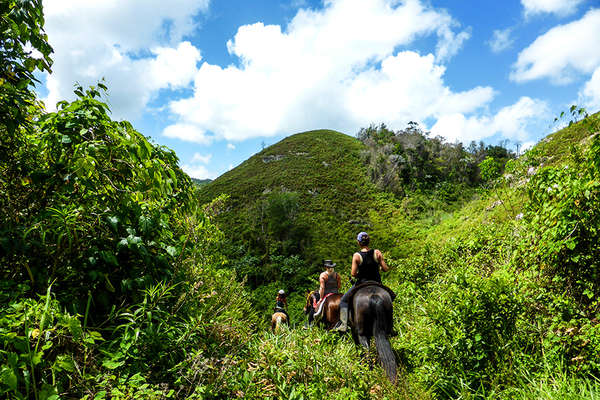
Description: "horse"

(351, 284), (396, 384)
(271, 311), (288, 332)
(303, 290), (342, 330)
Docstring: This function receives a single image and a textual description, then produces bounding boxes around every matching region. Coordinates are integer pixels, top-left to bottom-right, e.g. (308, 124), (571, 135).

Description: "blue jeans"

(339, 282), (359, 309)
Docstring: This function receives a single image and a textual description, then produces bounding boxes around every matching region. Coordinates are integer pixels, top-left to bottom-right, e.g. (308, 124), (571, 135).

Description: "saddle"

(313, 292), (336, 319)
(273, 306), (287, 314)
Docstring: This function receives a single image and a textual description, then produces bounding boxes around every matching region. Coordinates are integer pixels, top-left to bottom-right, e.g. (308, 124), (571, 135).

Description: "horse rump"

(271, 312), (288, 332)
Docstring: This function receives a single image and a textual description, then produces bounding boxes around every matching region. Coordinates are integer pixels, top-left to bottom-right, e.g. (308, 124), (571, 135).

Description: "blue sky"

(37, 0), (600, 179)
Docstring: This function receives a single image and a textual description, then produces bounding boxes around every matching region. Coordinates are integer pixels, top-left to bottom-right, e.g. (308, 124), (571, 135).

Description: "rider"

(320, 259), (341, 300)
(305, 260), (341, 328)
(334, 232), (389, 333)
(274, 289), (289, 321)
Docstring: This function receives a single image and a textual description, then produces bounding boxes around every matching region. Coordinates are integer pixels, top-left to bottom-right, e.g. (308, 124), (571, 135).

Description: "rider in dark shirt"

(334, 232), (389, 332)
(274, 289), (289, 321)
(304, 260), (341, 328)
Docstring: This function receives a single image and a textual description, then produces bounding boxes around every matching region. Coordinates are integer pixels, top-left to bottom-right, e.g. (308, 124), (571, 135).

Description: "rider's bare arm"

(351, 253), (361, 277)
(319, 272), (327, 299)
(375, 249), (389, 272)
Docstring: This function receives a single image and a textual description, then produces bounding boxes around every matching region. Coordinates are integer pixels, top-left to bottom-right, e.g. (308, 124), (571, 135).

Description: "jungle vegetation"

(2, 2), (600, 399)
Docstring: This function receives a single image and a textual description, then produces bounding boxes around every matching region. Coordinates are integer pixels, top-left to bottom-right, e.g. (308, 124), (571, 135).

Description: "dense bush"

(210, 327), (405, 399)
(357, 123), (516, 197)
(518, 120), (600, 303)
(421, 269), (522, 396)
(1, 85), (196, 318)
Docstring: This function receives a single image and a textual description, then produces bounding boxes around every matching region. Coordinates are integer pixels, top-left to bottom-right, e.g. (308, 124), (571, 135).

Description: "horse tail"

(371, 295), (397, 384)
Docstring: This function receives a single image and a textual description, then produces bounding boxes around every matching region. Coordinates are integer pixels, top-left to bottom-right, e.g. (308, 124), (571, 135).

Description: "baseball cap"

(357, 232), (369, 243)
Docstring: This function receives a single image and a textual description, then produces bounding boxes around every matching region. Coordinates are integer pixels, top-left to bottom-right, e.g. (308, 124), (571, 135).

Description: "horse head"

(303, 290), (316, 314)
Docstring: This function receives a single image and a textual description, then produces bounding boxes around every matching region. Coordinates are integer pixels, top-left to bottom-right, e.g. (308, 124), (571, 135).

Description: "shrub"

(420, 268), (522, 397)
(518, 126), (600, 303)
(1, 85), (196, 319)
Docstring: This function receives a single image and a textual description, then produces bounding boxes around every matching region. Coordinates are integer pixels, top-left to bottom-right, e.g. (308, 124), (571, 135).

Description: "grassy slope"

(198, 116), (600, 399)
(199, 129), (379, 267)
(377, 114), (600, 398)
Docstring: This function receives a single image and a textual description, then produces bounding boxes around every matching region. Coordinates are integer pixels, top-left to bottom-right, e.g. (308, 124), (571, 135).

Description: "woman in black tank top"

(356, 248), (382, 284)
(333, 232), (390, 332)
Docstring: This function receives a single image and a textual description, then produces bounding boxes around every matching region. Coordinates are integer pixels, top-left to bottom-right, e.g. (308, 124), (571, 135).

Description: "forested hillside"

(198, 123), (519, 322)
(3, 2), (600, 399)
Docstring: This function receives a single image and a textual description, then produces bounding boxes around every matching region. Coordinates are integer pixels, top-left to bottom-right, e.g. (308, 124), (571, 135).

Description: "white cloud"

(183, 152), (215, 179)
(40, 0), (208, 119)
(431, 97), (550, 143)
(181, 163), (217, 180)
(521, 141), (536, 152)
(163, 123), (213, 144)
(343, 51), (495, 125)
(191, 152), (213, 164)
(511, 9), (600, 84)
(579, 67), (600, 111)
(227, 143), (236, 150)
(436, 26), (471, 63)
(164, 0), (476, 142)
(489, 28), (514, 53)
(521, 0), (584, 17)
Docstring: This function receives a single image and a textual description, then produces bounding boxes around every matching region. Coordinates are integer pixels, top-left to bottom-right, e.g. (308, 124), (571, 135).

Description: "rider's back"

(356, 249), (381, 283)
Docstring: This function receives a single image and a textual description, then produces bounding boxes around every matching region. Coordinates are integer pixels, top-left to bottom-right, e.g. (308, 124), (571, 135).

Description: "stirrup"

(333, 321), (347, 333)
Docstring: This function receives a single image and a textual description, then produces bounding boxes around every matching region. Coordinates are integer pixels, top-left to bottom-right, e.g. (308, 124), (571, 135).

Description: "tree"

(478, 157), (501, 183)
(1, 0), (53, 133)
(1, 84), (197, 318)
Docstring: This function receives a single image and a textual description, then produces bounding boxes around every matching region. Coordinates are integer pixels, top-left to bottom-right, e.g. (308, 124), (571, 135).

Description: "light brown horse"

(271, 311), (288, 332)
(304, 291), (342, 330)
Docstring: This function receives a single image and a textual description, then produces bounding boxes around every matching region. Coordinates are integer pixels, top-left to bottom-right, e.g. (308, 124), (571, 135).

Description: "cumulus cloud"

(227, 143), (236, 150)
(163, 123), (214, 144)
(191, 153), (213, 164)
(181, 152), (216, 179)
(489, 28), (514, 53)
(521, 141), (536, 153)
(181, 164), (216, 180)
(521, 0), (584, 17)
(511, 9), (600, 84)
(40, 0), (208, 119)
(436, 26), (471, 63)
(431, 97), (550, 143)
(164, 0), (478, 142)
(579, 67), (600, 111)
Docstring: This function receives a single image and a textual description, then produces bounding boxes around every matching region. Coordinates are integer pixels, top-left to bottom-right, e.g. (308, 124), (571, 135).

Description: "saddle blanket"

(313, 293), (336, 318)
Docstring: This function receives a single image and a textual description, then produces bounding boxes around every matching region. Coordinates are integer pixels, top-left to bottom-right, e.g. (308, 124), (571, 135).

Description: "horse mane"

(304, 290), (317, 310)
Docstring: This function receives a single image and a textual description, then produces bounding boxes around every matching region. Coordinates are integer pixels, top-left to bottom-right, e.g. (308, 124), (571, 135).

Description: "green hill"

(191, 177), (212, 187)
(199, 129), (380, 267)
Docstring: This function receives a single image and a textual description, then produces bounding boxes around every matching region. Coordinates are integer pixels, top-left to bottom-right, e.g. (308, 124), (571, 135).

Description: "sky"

(36, 0), (600, 179)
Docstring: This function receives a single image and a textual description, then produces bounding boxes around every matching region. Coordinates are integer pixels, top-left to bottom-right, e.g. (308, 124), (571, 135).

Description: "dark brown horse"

(304, 291), (342, 330)
(351, 284), (396, 384)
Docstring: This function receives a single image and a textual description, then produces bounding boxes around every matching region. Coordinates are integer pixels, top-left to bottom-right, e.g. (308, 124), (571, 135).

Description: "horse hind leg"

(357, 334), (376, 370)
